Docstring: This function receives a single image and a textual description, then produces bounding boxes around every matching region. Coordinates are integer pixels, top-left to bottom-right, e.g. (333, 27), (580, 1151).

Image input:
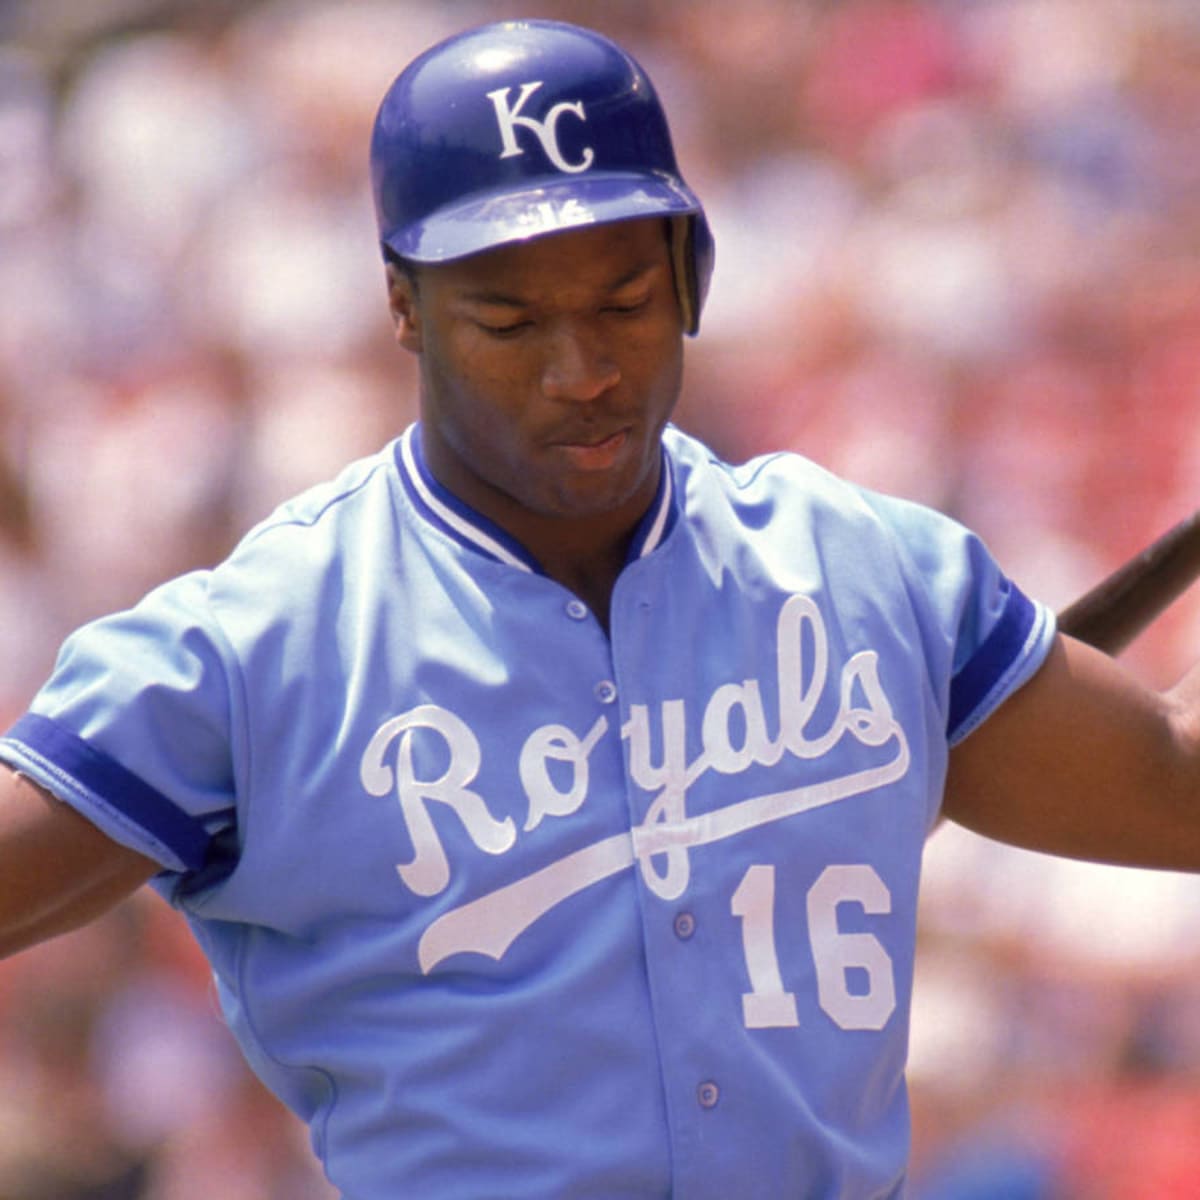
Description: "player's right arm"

(0, 763), (158, 959)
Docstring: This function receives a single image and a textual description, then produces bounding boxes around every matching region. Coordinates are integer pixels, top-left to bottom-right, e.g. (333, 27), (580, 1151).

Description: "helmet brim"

(381, 171), (703, 265)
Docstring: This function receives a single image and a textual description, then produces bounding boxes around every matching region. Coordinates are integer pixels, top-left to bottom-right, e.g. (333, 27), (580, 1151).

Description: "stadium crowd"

(1, 0), (1200, 1194)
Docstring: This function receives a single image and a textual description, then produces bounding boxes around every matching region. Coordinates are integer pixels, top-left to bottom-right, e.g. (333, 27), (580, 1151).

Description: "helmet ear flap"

(671, 214), (715, 337)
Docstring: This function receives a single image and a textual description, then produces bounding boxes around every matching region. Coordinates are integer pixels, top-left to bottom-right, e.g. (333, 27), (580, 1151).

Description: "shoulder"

(663, 424), (902, 534)
(661, 424), (1013, 613)
(178, 437), (409, 650)
(216, 440), (403, 578)
(239, 440), (403, 551)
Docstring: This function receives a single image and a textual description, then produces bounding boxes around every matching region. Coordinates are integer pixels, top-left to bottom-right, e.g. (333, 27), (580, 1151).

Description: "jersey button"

(594, 680), (617, 704)
(697, 1081), (720, 1109)
(673, 912), (696, 940)
(565, 598), (588, 620)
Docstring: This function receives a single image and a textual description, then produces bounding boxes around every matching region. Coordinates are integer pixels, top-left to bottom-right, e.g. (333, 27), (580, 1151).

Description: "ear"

(386, 262), (423, 353)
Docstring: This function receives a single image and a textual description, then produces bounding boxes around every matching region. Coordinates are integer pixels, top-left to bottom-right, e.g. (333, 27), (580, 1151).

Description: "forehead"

(425, 217), (671, 298)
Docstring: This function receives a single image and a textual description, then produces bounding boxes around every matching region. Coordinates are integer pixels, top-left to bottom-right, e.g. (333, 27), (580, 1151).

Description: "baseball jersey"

(0, 424), (1054, 1199)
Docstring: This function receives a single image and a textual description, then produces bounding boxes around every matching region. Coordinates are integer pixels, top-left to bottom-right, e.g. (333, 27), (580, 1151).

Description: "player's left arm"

(943, 632), (1200, 870)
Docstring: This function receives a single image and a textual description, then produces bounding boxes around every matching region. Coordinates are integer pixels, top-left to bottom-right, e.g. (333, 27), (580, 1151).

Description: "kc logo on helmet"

(486, 81), (595, 175)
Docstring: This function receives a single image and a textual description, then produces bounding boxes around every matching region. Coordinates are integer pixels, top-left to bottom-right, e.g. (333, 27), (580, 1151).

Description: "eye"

(603, 295), (650, 317)
(476, 318), (531, 338)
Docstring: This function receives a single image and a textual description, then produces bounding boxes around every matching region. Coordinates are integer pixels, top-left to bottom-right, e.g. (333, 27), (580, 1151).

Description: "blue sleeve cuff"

(947, 582), (1045, 743)
(1, 712), (213, 872)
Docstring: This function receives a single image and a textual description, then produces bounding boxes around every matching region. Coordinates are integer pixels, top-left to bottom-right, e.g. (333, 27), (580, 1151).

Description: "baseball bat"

(1057, 508), (1200, 654)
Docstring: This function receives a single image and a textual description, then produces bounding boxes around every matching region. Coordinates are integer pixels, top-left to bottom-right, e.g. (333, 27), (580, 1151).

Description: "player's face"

(390, 217), (685, 532)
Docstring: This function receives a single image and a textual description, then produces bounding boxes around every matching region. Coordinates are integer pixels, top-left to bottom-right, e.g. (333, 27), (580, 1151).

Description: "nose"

(540, 321), (620, 403)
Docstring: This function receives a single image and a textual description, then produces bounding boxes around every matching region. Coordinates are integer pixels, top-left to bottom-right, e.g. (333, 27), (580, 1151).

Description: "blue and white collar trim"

(627, 445), (677, 562)
(395, 424), (678, 573)
(397, 425), (537, 571)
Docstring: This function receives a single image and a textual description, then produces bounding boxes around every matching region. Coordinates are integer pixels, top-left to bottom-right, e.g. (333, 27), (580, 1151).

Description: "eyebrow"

(458, 261), (660, 308)
(458, 287), (528, 308)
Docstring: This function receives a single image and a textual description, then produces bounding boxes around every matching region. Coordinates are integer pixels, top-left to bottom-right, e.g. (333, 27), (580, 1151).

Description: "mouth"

(552, 427), (630, 471)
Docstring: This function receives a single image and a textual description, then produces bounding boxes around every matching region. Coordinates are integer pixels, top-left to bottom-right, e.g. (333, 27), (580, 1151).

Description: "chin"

(554, 482), (647, 522)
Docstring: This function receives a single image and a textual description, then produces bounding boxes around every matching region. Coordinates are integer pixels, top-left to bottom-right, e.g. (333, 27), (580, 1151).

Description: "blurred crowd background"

(2, 0), (1200, 1195)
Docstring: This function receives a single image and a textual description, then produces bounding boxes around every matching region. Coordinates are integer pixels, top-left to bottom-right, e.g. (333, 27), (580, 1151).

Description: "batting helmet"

(370, 19), (714, 335)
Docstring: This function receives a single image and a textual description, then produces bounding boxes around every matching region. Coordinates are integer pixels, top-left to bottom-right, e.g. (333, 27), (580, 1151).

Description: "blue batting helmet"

(370, 19), (714, 335)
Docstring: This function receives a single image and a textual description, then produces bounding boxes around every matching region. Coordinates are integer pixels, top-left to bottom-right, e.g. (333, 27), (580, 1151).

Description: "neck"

(414, 424), (665, 627)
(544, 541), (629, 633)
(501, 505), (641, 631)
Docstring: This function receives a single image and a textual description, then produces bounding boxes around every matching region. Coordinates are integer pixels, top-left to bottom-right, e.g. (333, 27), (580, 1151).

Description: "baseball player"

(2, 18), (1200, 1199)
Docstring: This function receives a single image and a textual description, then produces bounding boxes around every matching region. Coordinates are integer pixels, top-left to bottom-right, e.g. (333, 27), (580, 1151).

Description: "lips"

(550, 424), (630, 449)
(563, 430), (625, 449)
(554, 428), (630, 470)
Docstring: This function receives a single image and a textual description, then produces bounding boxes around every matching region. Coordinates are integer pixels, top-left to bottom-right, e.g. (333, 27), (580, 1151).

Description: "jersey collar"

(395, 423), (678, 573)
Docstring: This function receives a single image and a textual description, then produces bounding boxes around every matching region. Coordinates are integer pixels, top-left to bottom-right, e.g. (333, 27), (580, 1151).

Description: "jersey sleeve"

(856, 486), (1057, 747)
(0, 570), (239, 880)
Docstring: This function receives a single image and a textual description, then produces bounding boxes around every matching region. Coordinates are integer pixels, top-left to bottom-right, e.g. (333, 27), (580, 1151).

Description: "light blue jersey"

(0, 425), (1054, 1198)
